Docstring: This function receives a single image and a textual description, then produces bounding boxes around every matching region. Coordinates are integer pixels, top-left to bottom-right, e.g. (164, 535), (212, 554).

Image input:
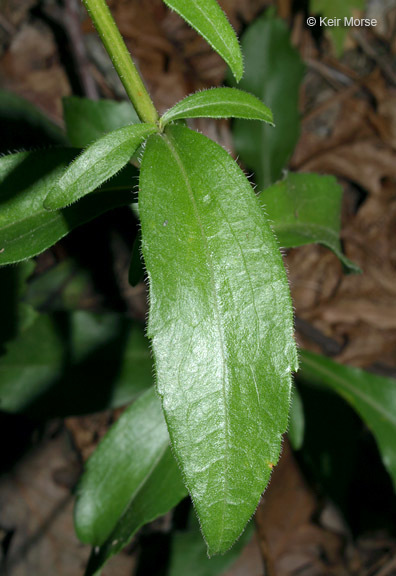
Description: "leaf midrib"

(170, 98), (269, 118)
(163, 131), (230, 547)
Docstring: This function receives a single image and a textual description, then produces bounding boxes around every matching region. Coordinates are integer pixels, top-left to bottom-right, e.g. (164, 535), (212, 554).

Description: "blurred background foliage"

(1, 0), (396, 574)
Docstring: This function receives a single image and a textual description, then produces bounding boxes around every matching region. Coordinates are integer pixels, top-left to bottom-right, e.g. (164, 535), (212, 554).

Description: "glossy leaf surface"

(63, 96), (139, 147)
(161, 88), (273, 127)
(261, 172), (360, 273)
(44, 123), (156, 210)
(85, 445), (187, 575)
(299, 350), (396, 491)
(75, 388), (186, 547)
(231, 14), (304, 189)
(140, 125), (297, 554)
(0, 311), (152, 417)
(0, 149), (138, 265)
(163, 0), (243, 81)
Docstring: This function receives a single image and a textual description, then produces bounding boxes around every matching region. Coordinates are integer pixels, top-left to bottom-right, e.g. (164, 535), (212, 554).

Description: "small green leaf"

(163, 0), (243, 82)
(299, 350), (396, 492)
(0, 311), (152, 418)
(261, 172), (360, 273)
(311, 0), (365, 56)
(75, 388), (186, 550)
(63, 96), (139, 148)
(85, 445), (187, 575)
(160, 88), (273, 127)
(0, 149), (137, 265)
(140, 125), (297, 555)
(231, 14), (304, 189)
(167, 513), (254, 576)
(44, 123), (157, 210)
(289, 386), (304, 450)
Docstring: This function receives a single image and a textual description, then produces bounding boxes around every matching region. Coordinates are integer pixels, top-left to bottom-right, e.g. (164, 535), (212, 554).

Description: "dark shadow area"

(0, 91), (67, 154)
(297, 382), (396, 537)
(22, 311), (133, 419)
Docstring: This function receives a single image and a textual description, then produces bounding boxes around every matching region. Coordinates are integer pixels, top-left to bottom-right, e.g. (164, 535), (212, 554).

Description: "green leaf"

(85, 446), (187, 576)
(231, 14), (304, 189)
(140, 124), (297, 555)
(288, 386), (304, 451)
(0, 311), (152, 418)
(299, 350), (396, 492)
(160, 88), (273, 128)
(0, 261), (36, 352)
(167, 513), (253, 576)
(75, 388), (186, 551)
(311, 0), (365, 56)
(261, 172), (360, 273)
(163, 0), (243, 82)
(0, 149), (137, 265)
(0, 90), (67, 152)
(44, 123), (157, 210)
(63, 96), (140, 148)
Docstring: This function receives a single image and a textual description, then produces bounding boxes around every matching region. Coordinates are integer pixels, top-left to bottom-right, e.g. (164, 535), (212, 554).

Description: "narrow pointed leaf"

(0, 150), (137, 265)
(44, 123), (156, 210)
(63, 96), (139, 147)
(289, 386), (304, 450)
(163, 0), (243, 82)
(231, 14), (304, 189)
(75, 388), (184, 546)
(261, 172), (360, 273)
(299, 350), (396, 491)
(161, 88), (273, 127)
(85, 446), (187, 575)
(140, 125), (298, 554)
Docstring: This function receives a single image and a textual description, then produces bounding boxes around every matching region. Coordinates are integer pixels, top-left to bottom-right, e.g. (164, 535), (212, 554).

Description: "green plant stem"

(82, 0), (158, 124)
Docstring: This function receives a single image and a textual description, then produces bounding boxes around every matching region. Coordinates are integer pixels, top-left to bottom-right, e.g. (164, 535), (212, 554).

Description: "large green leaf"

(163, 0), (243, 82)
(299, 350), (396, 491)
(261, 172), (360, 273)
(0, 90), (67, 153)
(231, 14), (304, 189)
(0, 311), (152, 417)
(75, 388), (187, 553)
(160, 88), (273, 127)
(85, 446), (187, 575)
(140, 124), (297, 555)
(44, 123), (156, 210)
(63, 96), (139, 148)
(310, 0), (365, 55)
(0, 149), (137, 265)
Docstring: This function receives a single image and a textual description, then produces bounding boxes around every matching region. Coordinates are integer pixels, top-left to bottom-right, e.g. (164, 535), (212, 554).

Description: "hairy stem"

(82, 0), (158, 124)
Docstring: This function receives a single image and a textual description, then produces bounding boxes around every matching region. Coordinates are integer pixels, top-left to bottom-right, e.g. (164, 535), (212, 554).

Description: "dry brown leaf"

(0, 432), (136, 576)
